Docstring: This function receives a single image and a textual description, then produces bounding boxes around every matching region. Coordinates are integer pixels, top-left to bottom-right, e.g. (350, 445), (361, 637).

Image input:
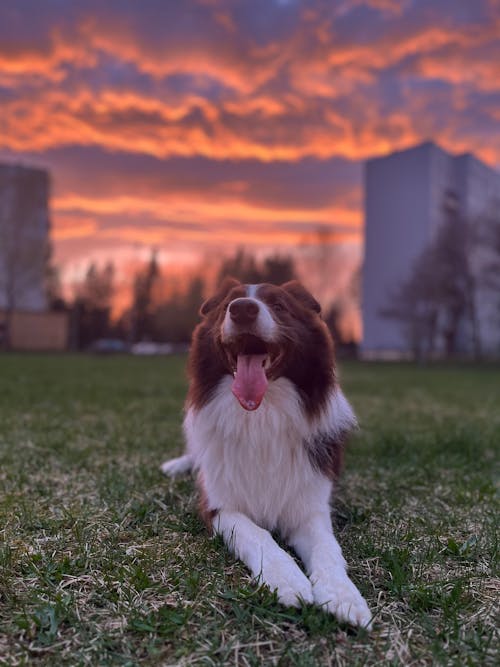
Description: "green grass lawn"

(0, 355), (498, 666)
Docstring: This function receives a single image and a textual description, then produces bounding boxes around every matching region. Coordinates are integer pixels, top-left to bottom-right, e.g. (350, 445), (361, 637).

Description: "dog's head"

(190, 278), (335, 415)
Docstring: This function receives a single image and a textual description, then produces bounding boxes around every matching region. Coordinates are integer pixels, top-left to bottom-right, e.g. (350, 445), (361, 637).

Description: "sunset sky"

(1, 0), (499, 301)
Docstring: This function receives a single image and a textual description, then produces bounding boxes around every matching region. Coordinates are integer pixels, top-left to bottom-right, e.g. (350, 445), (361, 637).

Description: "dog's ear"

(200, 277), (241, 317)
(281, 280), (321, 314)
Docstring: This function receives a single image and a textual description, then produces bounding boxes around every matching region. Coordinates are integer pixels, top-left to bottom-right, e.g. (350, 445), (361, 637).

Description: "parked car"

(89, 339), (129, 354)
(131, 342), (174, 355)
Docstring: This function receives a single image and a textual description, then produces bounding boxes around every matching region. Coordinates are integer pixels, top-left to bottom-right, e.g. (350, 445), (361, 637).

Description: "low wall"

(0, 310), (68, 351)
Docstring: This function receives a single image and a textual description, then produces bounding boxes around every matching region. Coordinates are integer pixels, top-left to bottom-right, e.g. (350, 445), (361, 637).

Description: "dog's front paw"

(160, 454), (192, 477)
(260, 559), (314, 607)
(312, 573), (372, 629)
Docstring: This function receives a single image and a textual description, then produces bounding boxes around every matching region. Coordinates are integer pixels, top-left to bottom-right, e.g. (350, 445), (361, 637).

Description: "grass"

(0, 354), (498, 666)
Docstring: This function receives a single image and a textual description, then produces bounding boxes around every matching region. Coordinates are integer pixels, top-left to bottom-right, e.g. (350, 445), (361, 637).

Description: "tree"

(299, 227), (344, 309)
(381, 197), (478, 360)
(130, 249), (160, 342)
(216, 248), (296, 286)
(478, 207), (500, 290)
(380, 253), (440, 361)
(474, 203), (500, 352)
(151, 275), (205, 343)
(45, 252), (66, 312)
(324, 301), (344, 345)
(216, 248), (261, 285)
(261, 254), (296, 284)
(72, 261), (115, 348)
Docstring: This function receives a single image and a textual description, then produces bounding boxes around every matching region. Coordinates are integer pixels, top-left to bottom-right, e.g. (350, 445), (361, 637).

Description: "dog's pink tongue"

(232, 354), (268, 411)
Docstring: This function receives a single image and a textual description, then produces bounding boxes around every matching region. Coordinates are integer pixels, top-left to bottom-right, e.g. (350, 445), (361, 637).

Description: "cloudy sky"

(1, 0), (499, 288)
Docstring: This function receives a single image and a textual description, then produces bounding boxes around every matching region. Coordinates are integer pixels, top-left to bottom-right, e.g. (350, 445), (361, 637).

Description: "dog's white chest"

(185, 376), (324, 530)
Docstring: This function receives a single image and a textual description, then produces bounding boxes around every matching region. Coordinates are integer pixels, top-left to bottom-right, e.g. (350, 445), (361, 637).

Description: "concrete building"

(362, 141), (500, 357)
(0, 163), (68, 350)
(0, 163), (50, 312)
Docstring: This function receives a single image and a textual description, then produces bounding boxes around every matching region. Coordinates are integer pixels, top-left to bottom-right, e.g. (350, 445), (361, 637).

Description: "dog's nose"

(229, 299), (259, 325)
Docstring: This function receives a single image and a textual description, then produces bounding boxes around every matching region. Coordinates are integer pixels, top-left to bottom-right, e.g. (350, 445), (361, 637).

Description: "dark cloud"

(6, 145), (360, 213)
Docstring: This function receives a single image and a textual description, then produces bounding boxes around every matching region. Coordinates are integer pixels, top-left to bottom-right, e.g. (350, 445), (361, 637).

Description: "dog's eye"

(273, 303), (284, 313)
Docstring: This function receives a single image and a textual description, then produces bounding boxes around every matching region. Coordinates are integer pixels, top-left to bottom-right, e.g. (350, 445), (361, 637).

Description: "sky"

(1, 0), (499, 305)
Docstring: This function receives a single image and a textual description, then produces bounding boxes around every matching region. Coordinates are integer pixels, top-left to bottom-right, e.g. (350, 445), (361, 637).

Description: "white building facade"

(362, 141), (500, 357)
(0, 163), (50, 312)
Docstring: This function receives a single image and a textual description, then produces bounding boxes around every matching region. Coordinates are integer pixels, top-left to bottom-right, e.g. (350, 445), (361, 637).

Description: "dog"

(161, 278), (372, 628)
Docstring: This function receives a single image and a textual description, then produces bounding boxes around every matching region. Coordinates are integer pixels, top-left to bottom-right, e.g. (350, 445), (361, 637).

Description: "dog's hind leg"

(160, 454), (193, 477)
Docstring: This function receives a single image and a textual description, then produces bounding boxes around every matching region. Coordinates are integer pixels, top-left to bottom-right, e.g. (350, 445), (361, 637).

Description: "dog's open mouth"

(224, 334), (284, 411)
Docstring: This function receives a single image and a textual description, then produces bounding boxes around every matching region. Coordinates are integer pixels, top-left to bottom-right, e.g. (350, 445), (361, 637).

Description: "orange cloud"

(81, 19), (279, 95)
(2, 82), (498, 168)
(415, 54), (500, 93)
(4, 85), (494, 165)
(1, 12), (498, 166)
(0, 28), (96, 79)
(53, 191), (361, 229)
(52, 216), (99, 240)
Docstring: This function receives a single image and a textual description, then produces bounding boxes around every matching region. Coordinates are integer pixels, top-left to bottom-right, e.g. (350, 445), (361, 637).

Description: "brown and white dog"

(161, 279), (372, 628)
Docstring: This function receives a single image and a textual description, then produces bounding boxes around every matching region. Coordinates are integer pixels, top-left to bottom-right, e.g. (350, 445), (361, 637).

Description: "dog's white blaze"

(246, 284), (258, 298)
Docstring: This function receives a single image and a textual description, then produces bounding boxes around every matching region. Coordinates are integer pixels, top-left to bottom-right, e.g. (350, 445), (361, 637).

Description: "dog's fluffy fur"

(161, 279), (372, 628)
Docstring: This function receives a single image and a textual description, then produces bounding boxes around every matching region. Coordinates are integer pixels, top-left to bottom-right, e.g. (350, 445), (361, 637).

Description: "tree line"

(48, 248), (357, 352)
